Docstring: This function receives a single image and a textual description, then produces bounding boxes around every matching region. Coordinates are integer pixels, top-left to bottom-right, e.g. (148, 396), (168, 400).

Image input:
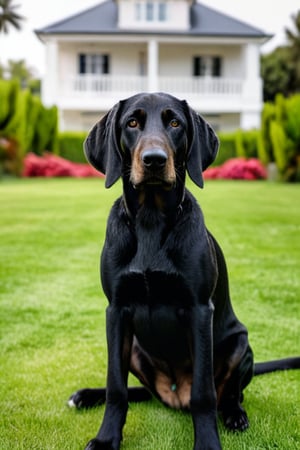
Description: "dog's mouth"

(132, 178), (175, 190)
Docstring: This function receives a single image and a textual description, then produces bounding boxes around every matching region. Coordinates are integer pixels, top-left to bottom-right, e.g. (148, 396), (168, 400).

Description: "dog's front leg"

(85, 305), (132, 450)
(190, 301), (221, 450)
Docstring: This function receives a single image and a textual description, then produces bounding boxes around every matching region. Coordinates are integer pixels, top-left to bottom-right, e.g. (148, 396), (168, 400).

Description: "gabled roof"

(36, 0), (270, 39)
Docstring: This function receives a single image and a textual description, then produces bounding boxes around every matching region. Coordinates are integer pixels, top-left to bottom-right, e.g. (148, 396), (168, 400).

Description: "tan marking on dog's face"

(130, 136), (176, 187)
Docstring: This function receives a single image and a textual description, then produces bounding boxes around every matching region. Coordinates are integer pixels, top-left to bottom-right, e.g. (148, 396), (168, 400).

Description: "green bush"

(0, 79), (59, 175)
(260, 102), (276, 163)
(213, 132), (236, 166)
(0, 79), (19, 127)
(235, 129), (246, 158)
(257, 131), (270, 165)
(24, 95), (43, 153)
(215, 130), (259, 166)
(261, 93), (300, 181)
(32, 105), (58, 155)
(58, 131), (87, 163)
(2, 88), (28, 145)
(285, 94), (300, 147)
(270, 121), (296, 180)
(242, 129), (259, 159)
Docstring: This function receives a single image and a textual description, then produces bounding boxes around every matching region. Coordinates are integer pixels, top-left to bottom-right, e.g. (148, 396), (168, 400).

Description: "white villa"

(36, 0), (271, 132)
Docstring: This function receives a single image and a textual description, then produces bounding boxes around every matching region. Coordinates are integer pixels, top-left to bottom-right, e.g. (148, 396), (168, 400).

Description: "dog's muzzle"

(141, 148), (168, 171)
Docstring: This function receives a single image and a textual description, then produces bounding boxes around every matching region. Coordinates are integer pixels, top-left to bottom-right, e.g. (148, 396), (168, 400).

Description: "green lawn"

(0, 178), (299, 450)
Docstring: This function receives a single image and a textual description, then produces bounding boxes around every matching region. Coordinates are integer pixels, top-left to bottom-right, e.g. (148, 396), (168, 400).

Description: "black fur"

(69, 93), (299, 450)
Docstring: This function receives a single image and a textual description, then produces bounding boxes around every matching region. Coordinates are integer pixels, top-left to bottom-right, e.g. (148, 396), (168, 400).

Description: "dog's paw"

(68, 388), (106, 409)
(85, 438), (119, 450)
(223, 406), (249, 432)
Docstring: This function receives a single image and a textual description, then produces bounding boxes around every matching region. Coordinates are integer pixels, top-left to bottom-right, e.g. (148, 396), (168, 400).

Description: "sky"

(0, 0), (299, 77)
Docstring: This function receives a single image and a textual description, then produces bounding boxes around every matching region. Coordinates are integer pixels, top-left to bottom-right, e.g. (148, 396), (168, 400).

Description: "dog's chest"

(118, 270), (193, 360)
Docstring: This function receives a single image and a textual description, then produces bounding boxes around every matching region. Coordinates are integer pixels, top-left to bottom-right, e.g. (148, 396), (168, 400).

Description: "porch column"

(42, 39), (58, 107)
(241, 43), (263, 129)
(147, 39), (159, 92)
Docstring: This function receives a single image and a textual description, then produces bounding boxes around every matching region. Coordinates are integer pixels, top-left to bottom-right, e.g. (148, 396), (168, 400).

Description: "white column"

(42, 39), (58, 107)
(243, 43), (260, 79)
(147, 39), (159, 92)
(241, 43), (263, 129)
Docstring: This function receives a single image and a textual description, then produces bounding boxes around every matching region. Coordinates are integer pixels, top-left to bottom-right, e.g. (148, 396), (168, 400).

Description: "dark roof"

(36, 1), (270, 39)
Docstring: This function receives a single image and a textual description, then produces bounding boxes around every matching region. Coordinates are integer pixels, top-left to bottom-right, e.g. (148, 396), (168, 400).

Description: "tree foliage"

(261, 9), (300, 101)
(0, 59), (40, 94)
(285, 10), (300, 92)
(0, 0), (24, 34)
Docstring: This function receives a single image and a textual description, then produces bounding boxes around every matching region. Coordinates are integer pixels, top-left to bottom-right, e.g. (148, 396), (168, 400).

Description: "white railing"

(159, 77), (243, 95)
(70, 75), (147, 95)
(66, 75), (243, 97)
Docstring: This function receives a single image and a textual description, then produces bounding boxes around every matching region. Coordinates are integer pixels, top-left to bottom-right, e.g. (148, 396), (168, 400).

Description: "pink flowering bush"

(23, 153), (104, 178)
(204, 158), (267, 180)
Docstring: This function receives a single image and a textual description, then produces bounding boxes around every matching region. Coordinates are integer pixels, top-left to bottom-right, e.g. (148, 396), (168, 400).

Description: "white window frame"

(135, 1), (168, 22)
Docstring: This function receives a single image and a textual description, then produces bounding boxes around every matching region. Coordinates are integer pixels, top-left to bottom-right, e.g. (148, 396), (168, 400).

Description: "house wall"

(43, 38), (262, 132)
(58, 42), (245, 80)
(159, 44), (243, 77)
(118, 0), (191, 31)
(60, 110), (106, 131)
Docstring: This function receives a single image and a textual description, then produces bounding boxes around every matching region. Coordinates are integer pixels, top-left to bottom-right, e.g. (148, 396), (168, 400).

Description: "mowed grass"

(0, 177), (299, 450)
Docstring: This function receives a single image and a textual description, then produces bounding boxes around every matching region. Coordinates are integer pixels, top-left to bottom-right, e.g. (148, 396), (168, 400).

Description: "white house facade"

(36, 0), (271, 132)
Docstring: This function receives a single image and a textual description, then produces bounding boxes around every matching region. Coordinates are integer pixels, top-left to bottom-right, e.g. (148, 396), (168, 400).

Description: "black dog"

(69, 93), (299, 450)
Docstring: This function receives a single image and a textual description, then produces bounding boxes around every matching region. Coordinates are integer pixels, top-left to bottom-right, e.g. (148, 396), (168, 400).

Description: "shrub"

(270, 121), (296, 180)
(261, 94), (300, 181)
(213, 132), (236, 166)
(58, 131), (87, 163)
(0, 137), (21, 176)
(0, 80), (59, 175)
(2, 89), (29, 151)
(23, 153), (103, 178)
(32, 104), (58, 155)
(236, 129), (259, 159)
(204, 158), (267, 180)
(260, 101), (276, 163)
(285, 94), (300, 148)
(0, 79), (19, 127)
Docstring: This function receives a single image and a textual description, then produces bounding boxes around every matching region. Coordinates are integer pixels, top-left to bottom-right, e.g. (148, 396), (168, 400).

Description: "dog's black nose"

(142, 149), (167, 169)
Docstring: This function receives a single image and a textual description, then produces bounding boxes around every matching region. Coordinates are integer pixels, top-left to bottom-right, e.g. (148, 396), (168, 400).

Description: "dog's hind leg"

(218, 342), (254, 431)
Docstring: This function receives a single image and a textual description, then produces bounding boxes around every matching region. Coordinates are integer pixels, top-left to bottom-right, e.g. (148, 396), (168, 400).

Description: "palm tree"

(0, 0), (24, 34)
(285, 10), (300, 91)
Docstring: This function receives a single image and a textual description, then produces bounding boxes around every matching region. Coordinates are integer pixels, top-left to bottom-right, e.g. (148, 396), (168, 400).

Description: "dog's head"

(84, 92), (219, 189)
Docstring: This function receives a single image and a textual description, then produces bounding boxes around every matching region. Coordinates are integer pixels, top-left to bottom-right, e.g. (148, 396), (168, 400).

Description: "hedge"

(213, 132), (236, 166)
(260, 93), (300, 181)
(58, 131), (87, 163)
(0, 79), (19, 127)
(0, 79), (58, 175)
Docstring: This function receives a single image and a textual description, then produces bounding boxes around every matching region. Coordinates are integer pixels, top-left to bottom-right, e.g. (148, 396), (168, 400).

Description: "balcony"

(59, 74), (251, 113)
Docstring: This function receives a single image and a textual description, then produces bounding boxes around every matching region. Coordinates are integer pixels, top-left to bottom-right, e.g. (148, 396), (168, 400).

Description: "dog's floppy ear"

(84, 102), (122, 188)
(186, 107), (219, 188)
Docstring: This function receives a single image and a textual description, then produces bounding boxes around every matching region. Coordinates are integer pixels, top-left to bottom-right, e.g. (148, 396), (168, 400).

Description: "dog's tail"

(254, 357), (300, 376)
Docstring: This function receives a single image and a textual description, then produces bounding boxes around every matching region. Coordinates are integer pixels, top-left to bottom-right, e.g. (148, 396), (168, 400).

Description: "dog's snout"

(142, 149), (167, 169)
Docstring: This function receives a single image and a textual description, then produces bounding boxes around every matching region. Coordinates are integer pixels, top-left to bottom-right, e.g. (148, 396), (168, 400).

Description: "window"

(135, 1), (168, 22)
(146, 1), (154, 21)
(193, 56), (222, 77)
(79, 54), (110, 74)
(158, 3), (167, 21)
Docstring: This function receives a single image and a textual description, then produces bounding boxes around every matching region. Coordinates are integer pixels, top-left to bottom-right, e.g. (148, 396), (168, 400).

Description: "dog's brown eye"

(170, 119), (179, 128)
(128, 119), (138, 128)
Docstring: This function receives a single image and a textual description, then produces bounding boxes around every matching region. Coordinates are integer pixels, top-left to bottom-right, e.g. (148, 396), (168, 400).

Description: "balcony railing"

(65, 75), (243, 98)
